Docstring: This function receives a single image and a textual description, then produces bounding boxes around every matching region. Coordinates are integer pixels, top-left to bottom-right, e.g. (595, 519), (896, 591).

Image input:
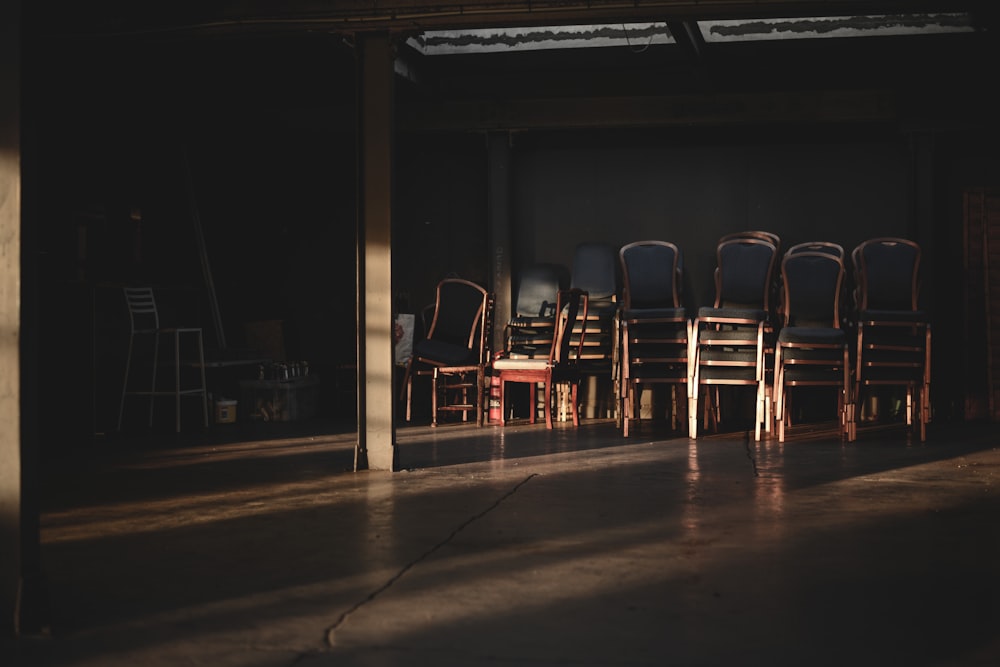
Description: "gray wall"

(512, 130), (910, 310)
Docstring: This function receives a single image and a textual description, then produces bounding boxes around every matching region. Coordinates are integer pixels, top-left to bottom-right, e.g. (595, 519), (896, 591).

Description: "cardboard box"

(240, 375), (320, 422)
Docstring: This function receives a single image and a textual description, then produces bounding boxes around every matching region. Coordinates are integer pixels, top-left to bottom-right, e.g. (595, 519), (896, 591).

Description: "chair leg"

(764, 394), (773, 434)
(197, 331), (208, 428)
(431, 368), (440, 427)
(529, 383), (537, 425)
(754, 381), (764, 442)
(622, 382), (632, 437)
(150, 331), (160, 428)
(475, 367), (484, 427)
(571, 381), (580, 427)
(711, 387), (721, 430)
(688, 387), (699, 439)
(400, 359), (414, 422)
(499, 377), (507, 426)
(118, 335), (135, 431)
(544, 380), (553, 429)
(174, 331), (181, 433)
(906, 385), (913, 428)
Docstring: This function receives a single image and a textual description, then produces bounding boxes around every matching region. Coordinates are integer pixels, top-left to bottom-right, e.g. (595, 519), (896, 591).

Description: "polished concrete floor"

(5, 415), (1000, 666)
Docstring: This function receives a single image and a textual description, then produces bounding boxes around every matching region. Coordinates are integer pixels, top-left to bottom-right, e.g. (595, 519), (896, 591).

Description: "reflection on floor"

(9, 416), (1000, 667)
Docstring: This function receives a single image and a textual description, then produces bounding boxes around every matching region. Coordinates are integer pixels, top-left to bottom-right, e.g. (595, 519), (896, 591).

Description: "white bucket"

(215, 399), (237, 424)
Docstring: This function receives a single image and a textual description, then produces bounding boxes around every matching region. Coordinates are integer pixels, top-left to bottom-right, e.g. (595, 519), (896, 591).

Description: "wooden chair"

(773, 243), (854, 442)
(402, 278), (493, 426)
(690, 234), (779, 440)
(504, 263), (568, 360)
(493, 288), (589, 429)
(618, 240), (691, 436)
(851, 238), (930, 440)
(569, 242), (620, 420)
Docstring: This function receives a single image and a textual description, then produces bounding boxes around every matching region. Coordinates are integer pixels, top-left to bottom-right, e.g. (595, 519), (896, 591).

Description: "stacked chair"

(504, 264), (569, 360)
(772, 242), (855, 442)
(493, 288), (589, 429)
(690, 232), (780, 441)
(618, 240), (691, 436)
(402, 278), (494, 427)
(569, 242), (620, 420)
(851, 238), (931, 440)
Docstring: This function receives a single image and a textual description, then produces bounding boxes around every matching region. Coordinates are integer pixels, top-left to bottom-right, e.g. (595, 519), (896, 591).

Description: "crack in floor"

(322, 473), (539, 649)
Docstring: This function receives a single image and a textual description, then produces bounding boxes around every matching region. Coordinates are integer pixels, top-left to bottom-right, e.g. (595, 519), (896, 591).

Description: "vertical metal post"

(356, 31), (396, 471)
(488, 132), (513, 358)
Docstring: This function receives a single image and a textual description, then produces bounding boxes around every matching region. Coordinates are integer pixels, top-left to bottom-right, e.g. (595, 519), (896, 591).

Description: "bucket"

(215, 399), (237, 424)
(488, 372), (501, 423)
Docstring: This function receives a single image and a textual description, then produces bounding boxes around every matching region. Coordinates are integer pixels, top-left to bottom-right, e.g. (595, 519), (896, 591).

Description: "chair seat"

(627, 330), (689, 345)
(506, 346), (549, 359)
(622, 307), (687, 322)
(698, 367), (760, 381)
(699, 348), (758, 363)
(778, 327), (845, 345)
(859, 366), (926, 382)
(413, 339), (476, 366)
(783, 367), (846, 383)
(510, 329), (552, 347)
(698, 306), (768, 323)
(629, 364), (688, 380)
(857, 309), (928, 324)
(576, 301), (618, 320)
(494, 357), (552, 371)
(780, 347), (846, 362)
(699, 327), (761, 343)
(508, 316), (556, 329)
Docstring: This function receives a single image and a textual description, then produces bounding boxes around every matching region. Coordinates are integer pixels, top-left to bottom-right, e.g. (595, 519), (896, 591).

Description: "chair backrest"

(570, 242), (618, 302)
(720, 230), (782, 257)
(619, 240), (681, 310)
(714, 237), (779, 310)
(123, 287), (160, 332)
(787, 241), (844, 259)
(780, 249), (845, 328)
(515, 263), (567, 318)
(425, 278), (490, 354)
(852, 237), (921, 312)
(552, 288), (589, 364)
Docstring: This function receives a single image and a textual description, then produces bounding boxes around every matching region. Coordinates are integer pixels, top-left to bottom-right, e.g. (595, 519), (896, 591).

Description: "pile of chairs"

(639, 233), (928, 442)
(402, 235), (930, 441)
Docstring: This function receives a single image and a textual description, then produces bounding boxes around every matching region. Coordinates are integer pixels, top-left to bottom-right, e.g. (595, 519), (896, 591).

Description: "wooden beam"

(356, 31), (398, 472)
(399, 89), (897, 132)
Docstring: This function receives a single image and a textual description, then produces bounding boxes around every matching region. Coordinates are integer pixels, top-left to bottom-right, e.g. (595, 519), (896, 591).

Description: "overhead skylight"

(407, 13), (975, 56)
(700, 13), (974, 43)
(407, 23), (673, 55)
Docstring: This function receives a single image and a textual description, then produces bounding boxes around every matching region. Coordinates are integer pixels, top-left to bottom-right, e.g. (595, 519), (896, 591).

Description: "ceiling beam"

(37, 1), (983, 38)
(397, 89), (896, 132)
(666, 20), (706, 61)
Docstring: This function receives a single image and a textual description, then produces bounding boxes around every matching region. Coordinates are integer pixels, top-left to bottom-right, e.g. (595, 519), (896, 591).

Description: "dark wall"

(22, 20), (1000, 438)
(393, 133), (490, 319)
(511, 127), (911, 309)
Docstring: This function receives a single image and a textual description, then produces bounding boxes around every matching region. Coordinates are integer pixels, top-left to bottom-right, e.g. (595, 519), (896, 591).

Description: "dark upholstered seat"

(851, 238), (930, 440)
(493, 289), (589, 429)
(690, 234), (779, 440)
(618, 240), (690, 436)
(773, 243), (854, 443)
(403, 278), (493, 426)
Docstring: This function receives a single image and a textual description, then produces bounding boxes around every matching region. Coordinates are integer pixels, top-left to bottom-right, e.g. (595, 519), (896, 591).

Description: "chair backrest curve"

(553, 288), (588, 365)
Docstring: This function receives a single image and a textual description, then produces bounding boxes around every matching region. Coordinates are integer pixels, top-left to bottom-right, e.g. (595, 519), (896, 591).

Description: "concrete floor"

(5, 416), (1000, 666)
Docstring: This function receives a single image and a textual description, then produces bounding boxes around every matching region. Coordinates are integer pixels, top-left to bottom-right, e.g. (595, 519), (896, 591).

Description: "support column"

(355, 31), (397, 472)
(1, 0), (24, 635)
(488, 132), (513, 356)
